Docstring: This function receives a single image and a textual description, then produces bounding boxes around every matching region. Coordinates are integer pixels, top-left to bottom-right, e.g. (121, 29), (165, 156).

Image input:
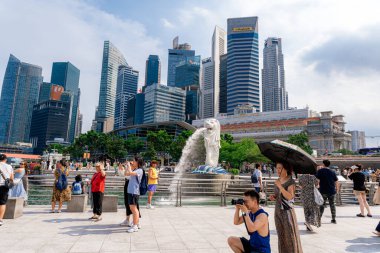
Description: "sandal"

(356, 214), (365, 217)
(367, 214), (373, 217)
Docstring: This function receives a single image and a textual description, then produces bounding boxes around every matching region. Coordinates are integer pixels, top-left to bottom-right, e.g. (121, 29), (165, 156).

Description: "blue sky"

(0, 0), (380, 146)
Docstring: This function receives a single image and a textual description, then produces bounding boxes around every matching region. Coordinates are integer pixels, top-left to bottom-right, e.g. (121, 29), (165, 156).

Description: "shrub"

(229, 168), (240, 175)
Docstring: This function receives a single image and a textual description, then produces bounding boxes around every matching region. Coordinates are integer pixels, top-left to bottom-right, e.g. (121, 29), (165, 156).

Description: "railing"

(26, 172), (379, 207)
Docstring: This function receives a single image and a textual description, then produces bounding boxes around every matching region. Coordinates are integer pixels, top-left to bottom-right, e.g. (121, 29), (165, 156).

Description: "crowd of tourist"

(1, 153), (379, 253)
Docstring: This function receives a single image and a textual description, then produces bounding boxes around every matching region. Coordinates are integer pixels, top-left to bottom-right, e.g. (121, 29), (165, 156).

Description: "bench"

(103, 195), (118, 212)
(4, 197), (24, 219)
(67, 194), (88, 212)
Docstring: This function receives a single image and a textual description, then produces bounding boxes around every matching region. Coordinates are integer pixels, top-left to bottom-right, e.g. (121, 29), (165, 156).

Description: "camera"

(231, 198), (244, 205)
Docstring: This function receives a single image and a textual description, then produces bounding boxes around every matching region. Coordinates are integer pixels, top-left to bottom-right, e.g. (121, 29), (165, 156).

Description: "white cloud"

(0, 0), (164, 132)
(161, 18), (175, 29)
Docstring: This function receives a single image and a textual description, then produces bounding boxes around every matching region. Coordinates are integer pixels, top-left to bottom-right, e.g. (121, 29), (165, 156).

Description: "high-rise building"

(201, 57), (214, 119)
(29, 99), (71, 154)
(95, 41), (127, 133)
(227, 17), (260, 114)
(145, 55), (161, 86)
(219, 54), (228, 114)
(126, 93), (145, 126)
(167, 36), (195, 87)
(114, 65), (139, 130)
(175, 56), (201, 123)
(262, 37), (288, 112)
(144, 83), (185, 123)
(0, 54), (43, 144)
(51, 62), (80, 142)
(349, 130), (366, 151)
(76, 111), (83, 137)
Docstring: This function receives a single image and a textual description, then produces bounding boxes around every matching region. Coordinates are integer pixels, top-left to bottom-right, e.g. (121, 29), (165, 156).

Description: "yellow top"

(148, 167), (158, 185)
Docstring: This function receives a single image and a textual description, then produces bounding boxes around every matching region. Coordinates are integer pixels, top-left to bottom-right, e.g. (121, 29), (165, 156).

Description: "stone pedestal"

(4, 197), (24, 219)
(103, 195), (118, 212)
(67, 194), (88, 212)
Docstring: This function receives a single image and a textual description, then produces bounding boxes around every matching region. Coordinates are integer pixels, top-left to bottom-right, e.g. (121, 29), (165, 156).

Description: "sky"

(0, 0), (379, 147)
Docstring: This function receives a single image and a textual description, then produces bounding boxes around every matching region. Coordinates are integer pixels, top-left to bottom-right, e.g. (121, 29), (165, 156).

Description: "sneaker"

(331, 219), (337, 224)
(0, 220), (3, 226)
(56, 210), (62, 213)
(304, 222), (313, 232)
(146, 203), (151, 209)
(49, 210), (55, 213)
(128, 223), (141, 229)
(127, 225), (138, 233)
(356, 214), (365, 217)
(120, 219), (131, 226)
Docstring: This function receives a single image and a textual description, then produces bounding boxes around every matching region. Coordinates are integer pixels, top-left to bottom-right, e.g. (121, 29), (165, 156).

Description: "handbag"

(314, 186), (324, 206)
(280, 195), (293, 210)
(0, 168), (14, 189)
(373, 187), (380, 205)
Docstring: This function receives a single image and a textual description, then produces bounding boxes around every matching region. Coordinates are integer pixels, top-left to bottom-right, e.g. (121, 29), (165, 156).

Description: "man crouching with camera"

(227, 190), (271, 253)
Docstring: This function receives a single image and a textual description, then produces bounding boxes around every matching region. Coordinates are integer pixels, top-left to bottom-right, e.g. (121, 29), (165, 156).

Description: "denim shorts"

(148, 184), (157, 192)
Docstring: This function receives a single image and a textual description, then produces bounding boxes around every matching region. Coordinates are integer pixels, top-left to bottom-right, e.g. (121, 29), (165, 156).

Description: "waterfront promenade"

(1, 205), (379, 253)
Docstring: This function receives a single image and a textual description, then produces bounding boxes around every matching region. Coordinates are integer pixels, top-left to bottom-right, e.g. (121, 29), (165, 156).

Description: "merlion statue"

(174, 118), (221, 173)
(203, 118), (221, 167)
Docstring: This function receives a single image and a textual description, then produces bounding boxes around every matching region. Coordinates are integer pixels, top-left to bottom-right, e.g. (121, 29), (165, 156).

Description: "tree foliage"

(219, 138), (269, 169)
(287, 132), (313, 155)
(169, 130), (193, 161)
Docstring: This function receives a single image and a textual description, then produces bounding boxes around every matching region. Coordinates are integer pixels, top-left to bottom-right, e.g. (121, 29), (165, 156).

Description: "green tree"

(125, 136), (145, 155)
(335, 149), (354, 155)
(221, 133), (234, 144)
(287, 132), (313, 155)
(46, 143), (68, 154)
(146, 130), (172, 163)
(219, 138), (268, 169)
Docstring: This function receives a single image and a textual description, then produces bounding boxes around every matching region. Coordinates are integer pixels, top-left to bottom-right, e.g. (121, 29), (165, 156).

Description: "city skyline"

(0, 0), (379, 146)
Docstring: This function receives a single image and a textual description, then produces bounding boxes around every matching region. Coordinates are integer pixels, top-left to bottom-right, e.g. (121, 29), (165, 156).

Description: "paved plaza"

(0, 205), (379, 253)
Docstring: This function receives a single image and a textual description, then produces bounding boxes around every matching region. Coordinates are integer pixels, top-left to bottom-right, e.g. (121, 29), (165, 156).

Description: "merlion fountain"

(174, 118), (225, 174)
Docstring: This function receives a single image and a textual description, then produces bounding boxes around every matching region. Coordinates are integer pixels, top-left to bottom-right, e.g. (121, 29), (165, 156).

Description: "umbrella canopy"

(257, 139), (317, 174)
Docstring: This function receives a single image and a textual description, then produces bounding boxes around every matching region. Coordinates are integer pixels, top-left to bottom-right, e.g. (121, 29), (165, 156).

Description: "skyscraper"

(201, 57), (214, 119)
(114, 65), (139, 130)
(145, 55), (161, 86)
(51, 62), (80, 142)
(227, 17), (260, 114)
(167, 36), (195, 87)
(144, 83), (185, 123)
(29, 98), (71, 154)
(201, 26), (227, 119)
(95, 41), (127, 132)
(262, 37), (288, 112)
(0, 54), (43, 144)
(175, 56), (201, 123)
(219, 54), (228, 114)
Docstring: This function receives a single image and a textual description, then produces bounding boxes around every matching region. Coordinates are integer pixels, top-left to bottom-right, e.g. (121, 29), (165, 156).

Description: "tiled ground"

(1, 205), (379, 252)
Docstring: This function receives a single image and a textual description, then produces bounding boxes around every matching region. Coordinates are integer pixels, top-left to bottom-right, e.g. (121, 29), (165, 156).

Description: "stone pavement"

(0, 205), (379, 253)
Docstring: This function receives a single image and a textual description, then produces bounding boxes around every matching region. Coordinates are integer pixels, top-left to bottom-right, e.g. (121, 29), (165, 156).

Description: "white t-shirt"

(252, 169), (262, 188)
(0, 162), (13, 186)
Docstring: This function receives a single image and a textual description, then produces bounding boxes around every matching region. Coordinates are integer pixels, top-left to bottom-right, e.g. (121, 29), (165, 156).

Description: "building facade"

(51, 62), (80, 142)
(167, 36), (195, 87)
(227, 17), (260, 113)
(193, 109), (351, 155)
(201, 57), (214, 119)
(219, 54), (228, 114)
(126, 93), (145, 127)
(349, 131), (366, 151)
(0, 54), (43, 144)
(114, 65), (139, 130)
(143, 83), (186, 124)
(145, 55), (161, 86)
(95, 41), (127, 133)
(262, 37), (288, 112)
(29, 100), (71, 154)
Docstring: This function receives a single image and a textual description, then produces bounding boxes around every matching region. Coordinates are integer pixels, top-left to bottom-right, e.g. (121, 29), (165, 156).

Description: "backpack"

(55, 168), (68, 191)
(72, 182), (82, 195)
(138, 169), (148, 195)
(251, 170), (259, 184)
